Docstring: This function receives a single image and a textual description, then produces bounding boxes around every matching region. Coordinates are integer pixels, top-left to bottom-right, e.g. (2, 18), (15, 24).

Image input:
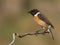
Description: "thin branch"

(8, 30), (50, 45)
(9, 33), (16, 45)
(15, 30), (49, 38)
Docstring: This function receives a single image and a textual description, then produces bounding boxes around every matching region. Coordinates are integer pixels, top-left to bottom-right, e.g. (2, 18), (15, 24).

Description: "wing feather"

(38, 14), (54, 29)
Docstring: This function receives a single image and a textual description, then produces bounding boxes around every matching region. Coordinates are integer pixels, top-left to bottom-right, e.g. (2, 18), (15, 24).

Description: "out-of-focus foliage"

(0, 0), (60, 45)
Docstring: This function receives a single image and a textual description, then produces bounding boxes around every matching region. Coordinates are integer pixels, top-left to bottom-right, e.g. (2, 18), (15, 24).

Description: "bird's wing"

(38, 14), (54, 29)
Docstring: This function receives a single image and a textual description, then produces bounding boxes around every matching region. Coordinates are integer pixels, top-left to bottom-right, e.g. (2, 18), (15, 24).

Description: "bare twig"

(9, 33), (16, 45)
(15, 30), (49, 38)
(8, 30), (50, 45)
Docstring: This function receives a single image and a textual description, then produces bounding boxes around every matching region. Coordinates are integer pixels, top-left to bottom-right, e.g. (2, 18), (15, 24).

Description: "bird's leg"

(41, 27), (49, 34)
(42, 25), (52, 34)
(43, 25), (51, 33)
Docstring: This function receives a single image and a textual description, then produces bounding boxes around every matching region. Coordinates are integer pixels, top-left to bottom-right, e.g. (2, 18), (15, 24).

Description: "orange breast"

(34, 16), (48, 28)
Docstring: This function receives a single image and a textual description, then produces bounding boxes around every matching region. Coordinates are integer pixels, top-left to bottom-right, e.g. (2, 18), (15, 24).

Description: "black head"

(28, 9), (39, 16)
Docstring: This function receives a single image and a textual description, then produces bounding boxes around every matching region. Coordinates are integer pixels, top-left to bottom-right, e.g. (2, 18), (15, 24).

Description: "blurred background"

(0, 0), (60, 45)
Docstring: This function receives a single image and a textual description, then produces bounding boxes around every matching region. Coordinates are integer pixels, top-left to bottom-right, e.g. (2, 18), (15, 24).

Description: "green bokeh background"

(0, 0), (60, 45)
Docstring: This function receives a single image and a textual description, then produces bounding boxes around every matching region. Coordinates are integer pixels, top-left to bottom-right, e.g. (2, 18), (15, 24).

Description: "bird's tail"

(49, 29), (54, 40)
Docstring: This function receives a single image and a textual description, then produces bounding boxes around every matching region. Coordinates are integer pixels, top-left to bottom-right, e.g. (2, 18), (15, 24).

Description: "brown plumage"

(28, 9), (54, 40)
(37, 14), (54, 29)
(34, 15), (47, 28)
(28, 9), (54, 29)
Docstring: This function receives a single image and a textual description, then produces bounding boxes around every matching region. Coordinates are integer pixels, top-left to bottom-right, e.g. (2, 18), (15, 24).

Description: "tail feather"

(48, 25), (54, 40)
(49, 30), (54, 40)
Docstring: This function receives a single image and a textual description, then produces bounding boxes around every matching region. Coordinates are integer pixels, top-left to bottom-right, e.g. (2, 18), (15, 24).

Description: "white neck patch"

(34, 12), (40, 16)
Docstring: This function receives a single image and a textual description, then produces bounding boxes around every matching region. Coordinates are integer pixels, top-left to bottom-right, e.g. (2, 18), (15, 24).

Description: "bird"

(28, 9), (54, 40)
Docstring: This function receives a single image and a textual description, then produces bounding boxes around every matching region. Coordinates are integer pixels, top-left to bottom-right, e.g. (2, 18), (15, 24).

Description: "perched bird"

(28, 9), (54, 40)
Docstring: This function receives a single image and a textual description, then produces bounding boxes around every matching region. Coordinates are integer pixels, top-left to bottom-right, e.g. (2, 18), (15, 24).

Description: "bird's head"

(28, 9), (40, 16)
